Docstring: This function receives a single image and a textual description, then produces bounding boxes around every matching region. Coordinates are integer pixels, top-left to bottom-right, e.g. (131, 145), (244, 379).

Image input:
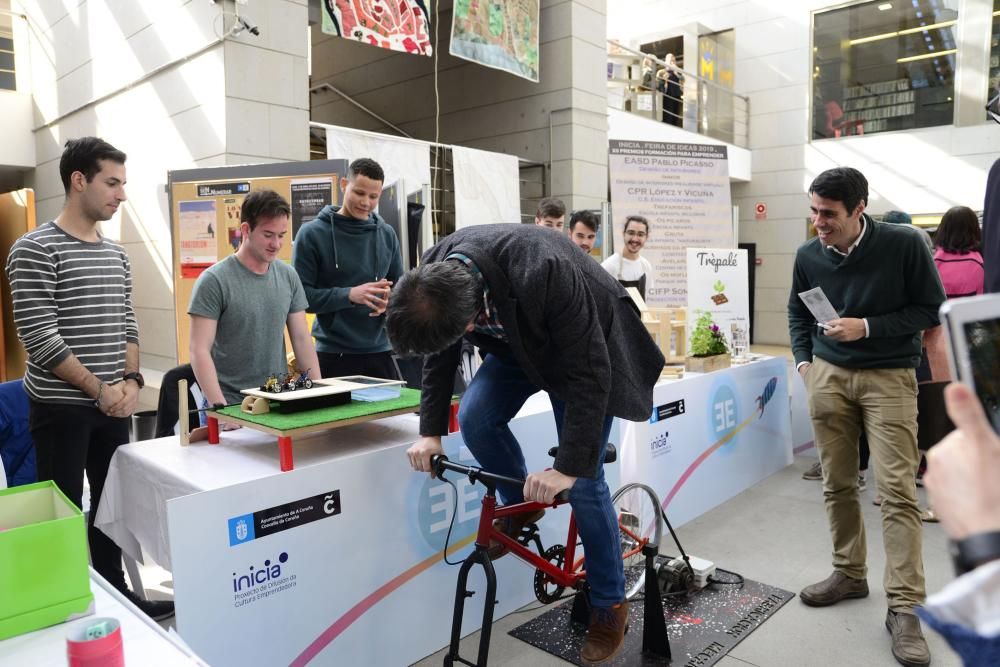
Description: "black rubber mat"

(508, 574), (794, 666)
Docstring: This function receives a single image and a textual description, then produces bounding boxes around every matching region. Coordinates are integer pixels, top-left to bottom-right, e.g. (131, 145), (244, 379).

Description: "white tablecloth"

(0, 569), (205, 666)
(94, 413), (424, 570)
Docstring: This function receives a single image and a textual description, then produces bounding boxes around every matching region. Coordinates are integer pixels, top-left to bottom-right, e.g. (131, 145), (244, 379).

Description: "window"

(0, 31), (13, 91)
(990, 1), (1000, 106)
(812, 0), (957, 140)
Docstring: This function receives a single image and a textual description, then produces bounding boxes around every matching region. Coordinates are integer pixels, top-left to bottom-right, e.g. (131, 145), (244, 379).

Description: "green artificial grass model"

(216, 387), (422, 430)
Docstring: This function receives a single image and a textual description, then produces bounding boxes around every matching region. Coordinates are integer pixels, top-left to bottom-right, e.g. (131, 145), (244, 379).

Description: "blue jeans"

(457, 352), (624, 607)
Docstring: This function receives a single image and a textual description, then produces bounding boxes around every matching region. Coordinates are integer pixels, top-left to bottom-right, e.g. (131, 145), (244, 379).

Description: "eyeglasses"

(624, 230), (647, 238)
(987, 92), (1000, 125)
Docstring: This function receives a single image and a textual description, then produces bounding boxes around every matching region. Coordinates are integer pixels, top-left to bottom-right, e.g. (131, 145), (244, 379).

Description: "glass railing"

(607, 40), (749, 148)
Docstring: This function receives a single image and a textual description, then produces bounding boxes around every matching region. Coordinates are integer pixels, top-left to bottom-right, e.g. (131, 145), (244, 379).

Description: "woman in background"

(934, 205), (984, 298)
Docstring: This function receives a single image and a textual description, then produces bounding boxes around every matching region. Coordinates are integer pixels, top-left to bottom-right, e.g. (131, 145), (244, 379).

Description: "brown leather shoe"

(886, 609), (931, 667)
(580, 600), (629, 665)
(486, 509), (544, 560)
(800, 570), (869, 606)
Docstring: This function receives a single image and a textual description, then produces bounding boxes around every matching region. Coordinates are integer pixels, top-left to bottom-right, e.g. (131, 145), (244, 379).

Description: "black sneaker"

(121, 589), (175, 621)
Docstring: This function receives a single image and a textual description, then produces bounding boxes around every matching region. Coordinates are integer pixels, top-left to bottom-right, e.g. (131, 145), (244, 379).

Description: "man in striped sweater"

(5, 137), (173, 620)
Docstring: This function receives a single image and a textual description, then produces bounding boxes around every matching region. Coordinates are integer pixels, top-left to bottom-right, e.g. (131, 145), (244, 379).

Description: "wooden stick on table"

(178, 378), (189, 446)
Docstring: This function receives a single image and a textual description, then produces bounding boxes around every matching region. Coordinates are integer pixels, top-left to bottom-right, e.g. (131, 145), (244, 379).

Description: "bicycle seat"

(547, 443), (617, 464)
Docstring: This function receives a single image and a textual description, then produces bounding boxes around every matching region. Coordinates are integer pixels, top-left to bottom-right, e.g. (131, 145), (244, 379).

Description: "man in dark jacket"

(293, 158), (404, 379)
(389, 224), (664, 665)
(788, 167), (945, 667)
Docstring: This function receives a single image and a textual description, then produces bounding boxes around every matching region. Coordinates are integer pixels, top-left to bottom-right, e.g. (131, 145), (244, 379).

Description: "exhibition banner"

(618, 357), (792, 529)
(325, 126), (431, 194)
(686, 247), (750, 350)
(169, 409), (620, 666)
(451, 145), (522, 227)
(450, 0), (540, 81)
(608, 140), (733, 308)
(321, 0), (432, 56)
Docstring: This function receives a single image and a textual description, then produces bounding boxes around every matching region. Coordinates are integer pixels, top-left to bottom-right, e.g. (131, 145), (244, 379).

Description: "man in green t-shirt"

(189, 190), (320, 407)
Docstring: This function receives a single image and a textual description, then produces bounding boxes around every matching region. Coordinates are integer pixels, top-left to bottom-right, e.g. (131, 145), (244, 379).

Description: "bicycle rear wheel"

(611, 482), (663, 600)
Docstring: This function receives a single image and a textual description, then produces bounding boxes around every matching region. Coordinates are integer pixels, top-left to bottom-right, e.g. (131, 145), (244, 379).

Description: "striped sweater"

(5, 221), (138, 405)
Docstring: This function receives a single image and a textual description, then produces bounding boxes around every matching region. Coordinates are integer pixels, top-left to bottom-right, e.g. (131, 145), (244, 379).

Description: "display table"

(0, 568), (205, 666)
(95, 413), (425, 570)
(93, 359), (793, 667)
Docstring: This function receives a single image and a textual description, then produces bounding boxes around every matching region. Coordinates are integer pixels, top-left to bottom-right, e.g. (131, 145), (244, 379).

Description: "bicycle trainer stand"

(443, 507), (671, 665)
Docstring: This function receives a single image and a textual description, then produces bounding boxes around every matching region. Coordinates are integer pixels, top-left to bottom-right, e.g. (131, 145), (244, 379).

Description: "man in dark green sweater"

(788, 167), (945, 667)
(293, 158), (404, 379)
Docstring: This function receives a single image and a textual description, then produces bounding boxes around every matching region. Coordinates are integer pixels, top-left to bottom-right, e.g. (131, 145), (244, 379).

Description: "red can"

(66, 617), (124, 667)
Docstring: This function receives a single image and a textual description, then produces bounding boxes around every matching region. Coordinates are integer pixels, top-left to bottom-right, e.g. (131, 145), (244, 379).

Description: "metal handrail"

(607, 40), (749, 103)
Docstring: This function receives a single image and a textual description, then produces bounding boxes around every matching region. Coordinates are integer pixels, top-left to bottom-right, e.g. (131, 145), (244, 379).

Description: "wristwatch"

(123, 372), (145, 389)
(950, 531), (1000, 576)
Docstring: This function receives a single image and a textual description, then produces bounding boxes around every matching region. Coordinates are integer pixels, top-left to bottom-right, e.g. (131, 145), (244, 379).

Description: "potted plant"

(685, 311), (731, 373)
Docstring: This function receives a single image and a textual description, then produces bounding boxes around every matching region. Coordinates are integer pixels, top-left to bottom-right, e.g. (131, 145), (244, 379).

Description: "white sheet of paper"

(798, 286), (839, 323)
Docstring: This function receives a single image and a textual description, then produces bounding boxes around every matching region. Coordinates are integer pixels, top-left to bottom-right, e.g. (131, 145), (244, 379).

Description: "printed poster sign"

(178, 200), (217, 279)
(686, 247), (750, 350)
(608, 140), (733, 308)
(290, 178), (333, 239)
(223, 197), (243, 254)
(321, 0), (432, 56)
(450, 0), (540, 82)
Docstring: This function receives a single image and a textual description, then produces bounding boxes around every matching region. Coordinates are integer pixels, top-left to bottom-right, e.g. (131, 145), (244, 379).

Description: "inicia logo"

(650, 431), (671, 458)
(228, 513), (256, 545)
(232, 552), (289, 593)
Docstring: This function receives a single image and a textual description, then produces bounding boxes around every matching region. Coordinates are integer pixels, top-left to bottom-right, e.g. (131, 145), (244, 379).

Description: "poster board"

(168, 162), (343, 365)
(685, 247), (750, 350)
(608, 140), (733, 308)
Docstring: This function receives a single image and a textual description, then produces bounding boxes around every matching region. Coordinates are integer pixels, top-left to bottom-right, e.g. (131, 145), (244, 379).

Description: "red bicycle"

(430, 447), (671, 666)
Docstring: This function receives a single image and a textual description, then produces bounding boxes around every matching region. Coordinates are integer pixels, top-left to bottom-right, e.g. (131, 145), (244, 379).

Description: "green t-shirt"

(188, 256), (309, 404)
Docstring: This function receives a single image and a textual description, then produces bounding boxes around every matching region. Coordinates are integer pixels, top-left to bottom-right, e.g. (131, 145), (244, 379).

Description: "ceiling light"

(878, 3), (892, 10)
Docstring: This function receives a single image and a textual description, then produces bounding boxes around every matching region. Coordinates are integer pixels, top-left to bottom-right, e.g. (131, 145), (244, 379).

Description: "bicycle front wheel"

(611, 482), (663, 600)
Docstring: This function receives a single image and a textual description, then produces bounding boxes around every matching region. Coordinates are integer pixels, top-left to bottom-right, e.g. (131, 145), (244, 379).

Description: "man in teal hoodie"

(293, 158), (404, 379)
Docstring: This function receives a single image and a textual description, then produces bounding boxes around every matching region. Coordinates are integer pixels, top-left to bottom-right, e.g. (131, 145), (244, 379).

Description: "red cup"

(66, 617), (124, 667)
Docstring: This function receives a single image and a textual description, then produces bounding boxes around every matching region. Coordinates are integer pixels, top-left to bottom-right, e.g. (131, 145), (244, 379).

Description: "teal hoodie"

(292, 205), (403, 354)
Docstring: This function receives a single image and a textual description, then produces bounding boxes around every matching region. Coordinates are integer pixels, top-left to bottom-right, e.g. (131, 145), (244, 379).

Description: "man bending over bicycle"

(387, 224), (664, 665)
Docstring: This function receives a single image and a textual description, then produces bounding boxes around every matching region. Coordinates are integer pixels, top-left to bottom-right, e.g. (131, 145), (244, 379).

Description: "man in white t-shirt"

(601, 215), (654, 300)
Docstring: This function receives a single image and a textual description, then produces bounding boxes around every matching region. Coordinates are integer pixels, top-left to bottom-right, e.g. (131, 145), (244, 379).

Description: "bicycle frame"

(478, 494), (585, 591)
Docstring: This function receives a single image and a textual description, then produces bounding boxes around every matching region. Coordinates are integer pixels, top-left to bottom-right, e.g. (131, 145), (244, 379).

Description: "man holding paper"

(787, 167), (945, 667)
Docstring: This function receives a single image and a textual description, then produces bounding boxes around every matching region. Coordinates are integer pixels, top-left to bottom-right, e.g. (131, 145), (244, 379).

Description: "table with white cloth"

(95, 413), (425, 570)
(0, 568), (205, 666)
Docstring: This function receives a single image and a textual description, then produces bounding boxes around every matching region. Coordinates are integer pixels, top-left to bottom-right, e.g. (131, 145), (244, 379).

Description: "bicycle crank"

(533, 544), (567, 603)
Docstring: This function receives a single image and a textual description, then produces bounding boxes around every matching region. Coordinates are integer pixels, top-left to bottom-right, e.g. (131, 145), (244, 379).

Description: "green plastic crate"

(0, 480), (94, 640)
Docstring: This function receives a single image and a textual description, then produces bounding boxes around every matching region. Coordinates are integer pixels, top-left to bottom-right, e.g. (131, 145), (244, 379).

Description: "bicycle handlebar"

(430, 454), (571, 503)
